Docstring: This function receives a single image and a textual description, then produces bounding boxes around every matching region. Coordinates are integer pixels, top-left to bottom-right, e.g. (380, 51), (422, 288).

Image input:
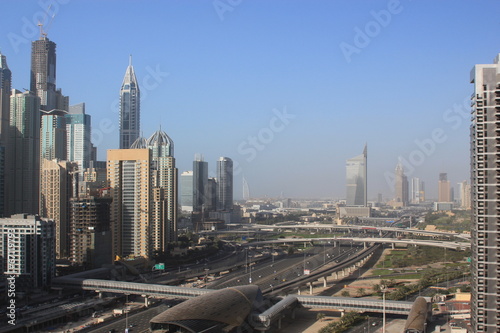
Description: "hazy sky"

(1, 0), (499, 200)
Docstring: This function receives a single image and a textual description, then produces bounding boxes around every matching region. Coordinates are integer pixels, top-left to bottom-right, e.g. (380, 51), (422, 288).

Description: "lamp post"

(124, 294), (129, 332)
(381, 285), (387, 333)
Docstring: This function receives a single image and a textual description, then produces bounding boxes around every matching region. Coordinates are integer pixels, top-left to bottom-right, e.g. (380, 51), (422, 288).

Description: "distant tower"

(66, 103), (91, 171)
(411, 178), (422, 204)
(242, 176), (250, 200)
(458, 181), (471, 210)
(119, 56), (140, 149)
(7, 90), (40, 215)
(394, 162), (409, 206)
(193, 155), (208, 212)
(346, 144), (367, 206)
(438, 173), (451, 202)
(180, 171), (194, 212)
(217, 157), (233, 211)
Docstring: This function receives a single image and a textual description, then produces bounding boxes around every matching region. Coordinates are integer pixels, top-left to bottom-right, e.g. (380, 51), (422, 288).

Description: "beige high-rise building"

(107, 149), (151, 259)
(39, 158), (77, 258)
(437, 173), (451, 202)
(108, 129), (178, 260)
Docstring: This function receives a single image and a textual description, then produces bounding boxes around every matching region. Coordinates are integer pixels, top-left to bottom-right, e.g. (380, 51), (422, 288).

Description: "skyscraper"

(0, 52), (11, 144)
(39, 159), (77, 258)
(108, 149), (150, 259)
(180, 171), (194, 212)
(107, 129), (178, 259)
(470, 54), (500, 332)
(457, 180), (471, 210)
(119, 56), (140, 149)
(438, 173), (451, 202)
(7, 90), (40, 215)
(40, 109), (67, 161)
(411, 177), (422, 204)
(30, 36), (57, 111)
(346, 145), (367, 206)
(394, 162), (409, 206)
(217, 157), (233, 211)
(66, 103), (91, 171)
(147, 129), (178, 246)
(0, 53), (11, 217)
(193, 155), (208, 212)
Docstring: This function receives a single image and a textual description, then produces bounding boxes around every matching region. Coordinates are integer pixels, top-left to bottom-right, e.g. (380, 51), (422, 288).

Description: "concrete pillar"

(98, 292), (103, 299)
(364, 242), (367, 249)
(392, 243), (395, 249)
(340, 310), (345, 317)
(278, 318), (281, 329)
(298, 288), (301, 295)
(309, 282), (313, 295)
(323, 276), (327, 288)
(144, 296), (149, 307)
(332, 272), (338, 279)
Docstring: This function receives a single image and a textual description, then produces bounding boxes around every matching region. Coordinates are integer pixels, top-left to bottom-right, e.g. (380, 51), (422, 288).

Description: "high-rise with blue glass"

(119, 56), (140, 149)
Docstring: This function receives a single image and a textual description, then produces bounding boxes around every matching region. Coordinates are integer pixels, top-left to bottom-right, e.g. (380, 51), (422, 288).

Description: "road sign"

(154, 263), (165, 270)
(304, 269), (310, 275)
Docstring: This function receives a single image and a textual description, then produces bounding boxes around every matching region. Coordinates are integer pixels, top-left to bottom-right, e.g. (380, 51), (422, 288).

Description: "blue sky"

(1, 0), (499, 200)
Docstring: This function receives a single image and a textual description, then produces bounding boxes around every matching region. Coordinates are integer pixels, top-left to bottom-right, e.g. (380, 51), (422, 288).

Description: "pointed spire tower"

(119, 55), (141, 149)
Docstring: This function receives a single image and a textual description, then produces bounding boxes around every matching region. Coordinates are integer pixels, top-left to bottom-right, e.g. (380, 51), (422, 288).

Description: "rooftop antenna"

(129, 54), (132, 67)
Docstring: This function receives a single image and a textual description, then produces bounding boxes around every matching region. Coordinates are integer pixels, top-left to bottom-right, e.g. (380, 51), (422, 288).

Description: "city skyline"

(1, 1), (499, 199)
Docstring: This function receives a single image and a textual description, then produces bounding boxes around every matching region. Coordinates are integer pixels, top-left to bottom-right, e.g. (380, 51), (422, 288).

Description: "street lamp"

(124, 294), (129, 332)
(381, 285), (387, 333)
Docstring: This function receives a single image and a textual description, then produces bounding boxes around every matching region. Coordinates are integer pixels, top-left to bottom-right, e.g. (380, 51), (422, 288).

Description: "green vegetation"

(375, 246), (470, 270)
(318, 312), (364, 333)
(420, 210), (471, 232)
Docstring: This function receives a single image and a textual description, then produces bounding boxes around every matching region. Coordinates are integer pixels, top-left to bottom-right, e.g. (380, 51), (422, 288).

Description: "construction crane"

(37, 4), (56, 39)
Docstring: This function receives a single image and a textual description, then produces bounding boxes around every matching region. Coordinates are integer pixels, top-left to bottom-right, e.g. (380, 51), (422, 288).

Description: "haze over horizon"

(1, 0), (498, 200)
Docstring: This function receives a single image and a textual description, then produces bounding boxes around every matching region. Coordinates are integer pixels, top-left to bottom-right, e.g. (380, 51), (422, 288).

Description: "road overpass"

(248, 223), (471, 240)
(243, 237), (469, 250)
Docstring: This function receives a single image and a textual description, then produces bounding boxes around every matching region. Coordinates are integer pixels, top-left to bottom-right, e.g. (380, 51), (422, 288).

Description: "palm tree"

(316, 312), (326, 322)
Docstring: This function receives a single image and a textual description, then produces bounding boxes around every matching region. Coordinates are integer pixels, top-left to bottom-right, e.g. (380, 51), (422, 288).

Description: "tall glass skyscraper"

(193, 156), (208, 212)
(345, 145), (367, 206)
(217, 157), (233, 211)
(40, 109), (67, 161)
(7, 90), (40, 215)
(119, 56), (140, 149)
(470, 54), (500, 332)
(66, 103), (91, 171)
